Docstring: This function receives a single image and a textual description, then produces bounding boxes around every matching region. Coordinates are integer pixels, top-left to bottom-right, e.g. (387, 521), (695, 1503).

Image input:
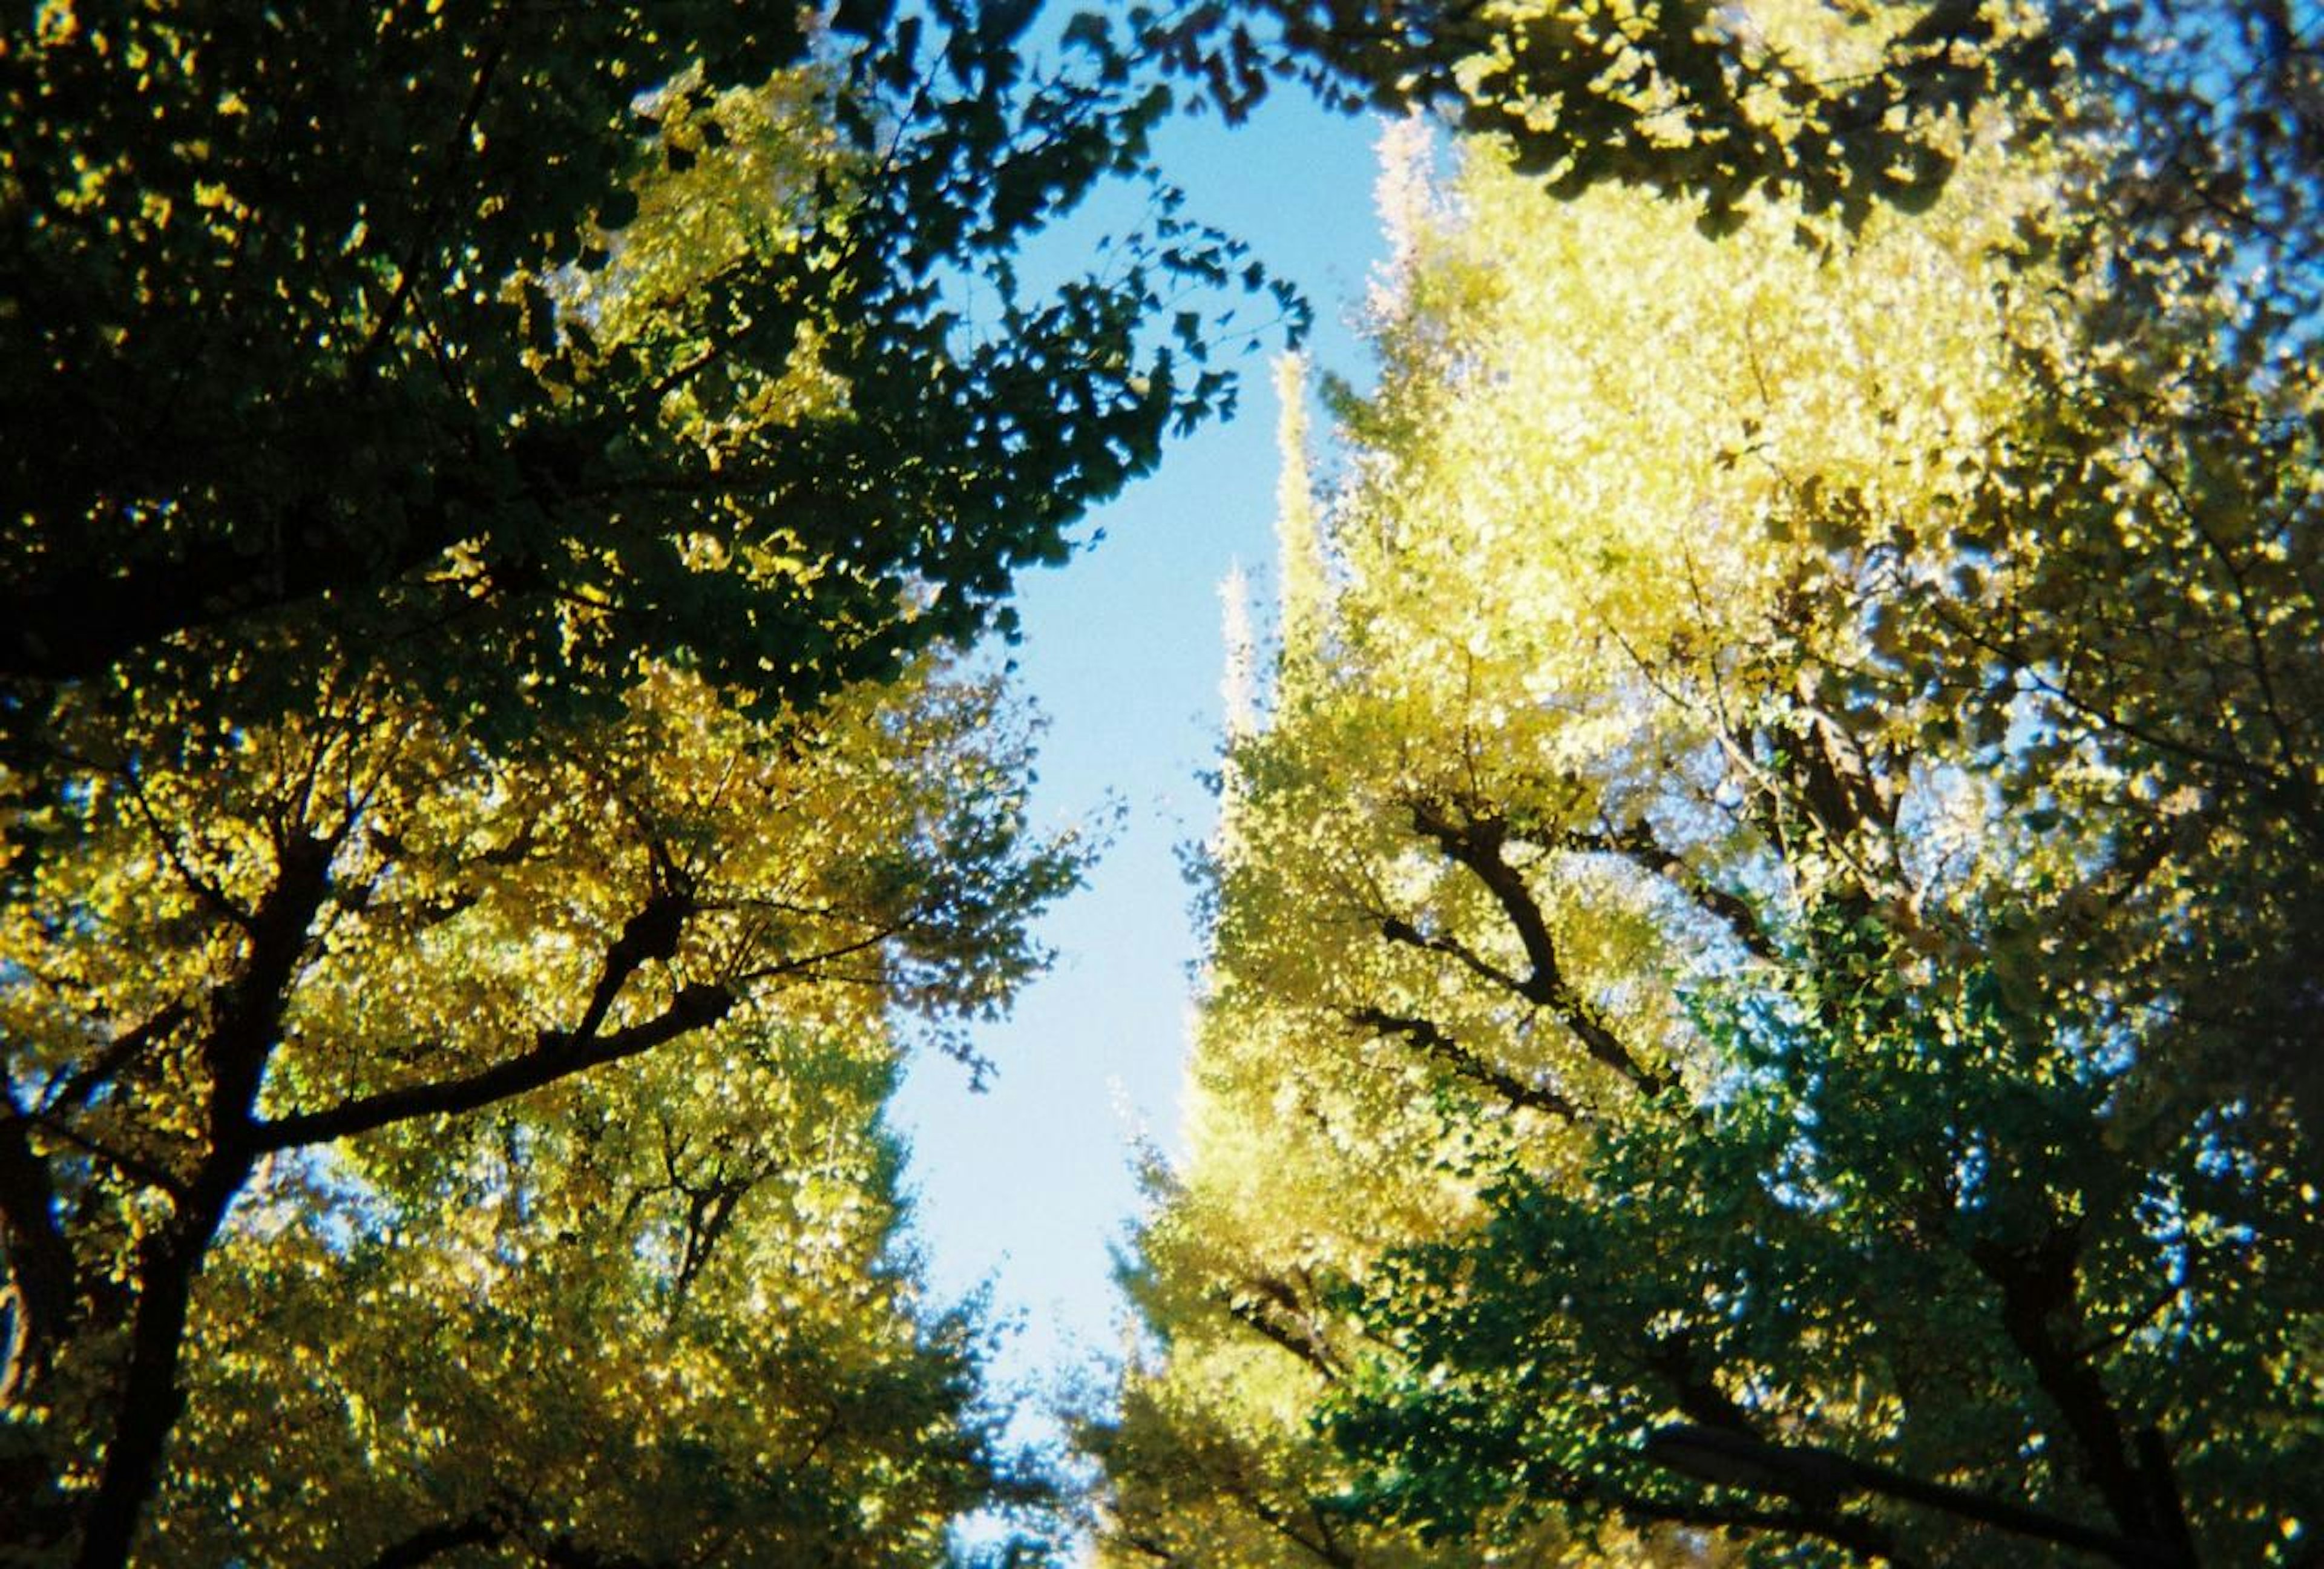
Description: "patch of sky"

(886, 56), (1393, 1510)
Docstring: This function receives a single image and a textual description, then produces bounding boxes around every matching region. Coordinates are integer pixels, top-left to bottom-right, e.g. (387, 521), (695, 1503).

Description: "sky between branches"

(891, 88), (1388, 1439)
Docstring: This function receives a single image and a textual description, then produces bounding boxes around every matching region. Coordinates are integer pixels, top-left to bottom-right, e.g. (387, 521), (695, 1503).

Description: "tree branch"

(1405, 796), (1671, 1095)
(361, 1511), (508, 1569)
(1221, 1295), (1342, 1383)
(1968, 1224), (2171, 1551)
(40, 1002), (192, 1117)
(1219, 1273), (1344, 1381)
(1374, 911), (1529, 998)
(255, 983), (735, 1153)
(0, 1115), (77, 1402)
(1646, 1423), (2191, 1568)
(75, 827), (339, 1569)
(1347, 1006), (1577, 1119)
(1569, 820), (1782, 967)
(571, 887), (696, 1046)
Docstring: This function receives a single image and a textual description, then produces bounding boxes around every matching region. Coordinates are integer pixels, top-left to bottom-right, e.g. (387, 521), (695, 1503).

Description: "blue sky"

(889, 88), (1386, 1438)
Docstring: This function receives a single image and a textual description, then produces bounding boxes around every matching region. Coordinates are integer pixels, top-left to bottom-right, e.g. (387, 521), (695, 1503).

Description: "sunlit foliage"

(0, 2), (1280, 1563)
(1, 651), (1082, 1565)
(1097, 5), (2323, 1565)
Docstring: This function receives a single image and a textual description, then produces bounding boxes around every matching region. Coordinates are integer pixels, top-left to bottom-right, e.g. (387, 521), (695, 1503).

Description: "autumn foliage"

(1095, 5), (2323, 1567)
(5, 3), (2321, 1568)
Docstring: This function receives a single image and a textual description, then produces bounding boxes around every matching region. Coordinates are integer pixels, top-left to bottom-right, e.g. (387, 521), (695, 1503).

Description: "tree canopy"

(1094, 4), (2323, 1566)
(0, 0), (1274, 729)
(1136, 0), (2091, 229)
(1, 2), (1284, 1564)
(4, 644), (1085, 1564)
(8, 1), (2323, 1566)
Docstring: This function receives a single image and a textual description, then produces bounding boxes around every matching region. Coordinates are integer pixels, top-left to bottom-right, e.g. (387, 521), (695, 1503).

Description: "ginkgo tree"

(1137, 0), (2093, 229)
(1, 651), (1085, 1566)
(0, 3), (1295, 1565)
(1095, 5), (2322, 1565)
(0, 0), (1283, 734)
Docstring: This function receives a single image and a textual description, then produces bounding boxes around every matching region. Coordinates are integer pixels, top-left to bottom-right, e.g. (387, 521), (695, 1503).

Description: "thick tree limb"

(362, 1511), (508, 1569)
(1641, 1327), (1756, 1436)
(76, 829), (338, 1569)
(0, 1114), (77, 1402)
(1969, 1225), (2184, 1554)
(359, 1501), (676, 1569)
(571, 887), (696, 1045)
(1405, 797), (1670, 1095)
(255, 983), (734, 1153)
(1646, 1423), (2191, 1568)
(1607, 1475), (1925, 1569)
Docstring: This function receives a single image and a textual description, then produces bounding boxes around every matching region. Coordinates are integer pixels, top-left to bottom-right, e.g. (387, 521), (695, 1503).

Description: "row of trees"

(1095, 2), (2322, 1566)
(5, 0), (2314, 1564)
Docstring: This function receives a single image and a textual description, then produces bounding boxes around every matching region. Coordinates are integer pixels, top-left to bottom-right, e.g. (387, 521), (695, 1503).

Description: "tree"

(1868, 0), (2324, 1153)
(1, 653), (1085, 1565)
(2, 4), (1288, 1563)
(1097, 8), (2322, 1563)
(0, 0), (1277, 732)
(1136, 0), (2095, 231)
